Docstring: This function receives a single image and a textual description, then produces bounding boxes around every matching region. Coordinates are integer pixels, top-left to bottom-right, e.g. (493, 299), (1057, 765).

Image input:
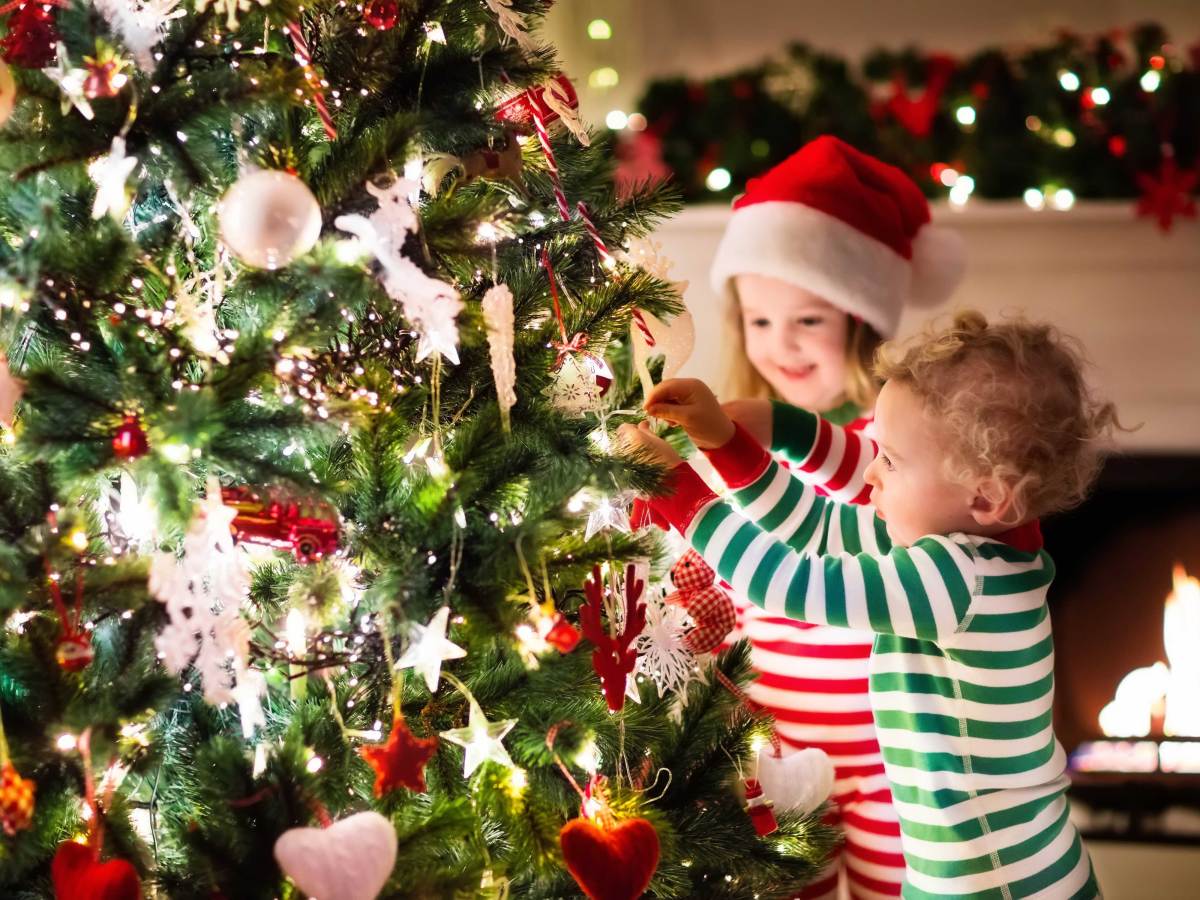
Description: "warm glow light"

(1058, 70), (1081, 91)
(955, 105), (976, 126)
(1140, 70), (1161, 92)
(587, 19), (612, 40)
(706, 168), (732, 192)
(1023, 188), (1045, 210)
(57, 733), (78, 752)
(588, 67), (619, 89)
(285, 609), (307, 657)
(1090, 87), (1111, 105)
(605, 110), (628, 130)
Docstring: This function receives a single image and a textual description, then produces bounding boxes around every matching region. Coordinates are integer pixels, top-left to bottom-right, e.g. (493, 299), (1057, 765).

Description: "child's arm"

(648, 449), (977, 644)
(725, 398), (876, 506)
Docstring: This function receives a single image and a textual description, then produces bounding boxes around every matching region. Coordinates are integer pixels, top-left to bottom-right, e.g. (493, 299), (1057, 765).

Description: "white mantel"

(654, 202), (1200, 454)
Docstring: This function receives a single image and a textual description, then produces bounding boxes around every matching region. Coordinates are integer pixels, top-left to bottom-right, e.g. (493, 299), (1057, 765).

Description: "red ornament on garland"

(55, 632), (93, 672)
(0, 2), (58, 69)
(743, 778), (778, 836)
(559, 815), (660, 900)
(112, 415), (149, 460)
(52, 839), (142, 900)
(544, 614), (581, 653)
(359, 715), (439, 796)
(363, 0), (399, 30)
(0, 760), (36, 836)
(1136, 155), (1198, 232)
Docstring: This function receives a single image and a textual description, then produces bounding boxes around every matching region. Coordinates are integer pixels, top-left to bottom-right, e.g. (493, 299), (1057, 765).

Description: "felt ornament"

(52, 840), (142, 900)
(559, 815), (660, 900)
(360, 716), (439, 796)
(579, 564), (646, 712)
(274, 811), (397, 900)
(663, 549), (736, 654)
(754, 745), (835, 818)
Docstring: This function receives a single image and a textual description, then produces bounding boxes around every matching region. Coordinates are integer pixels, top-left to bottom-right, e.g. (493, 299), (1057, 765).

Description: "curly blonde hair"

(720, 290), (883, 411)
(874, 310), (1124, 524)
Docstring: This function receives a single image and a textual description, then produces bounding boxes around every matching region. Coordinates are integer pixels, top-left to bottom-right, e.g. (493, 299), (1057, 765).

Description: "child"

(621, 311), (1115, 899)
(708, 135), (965, 899)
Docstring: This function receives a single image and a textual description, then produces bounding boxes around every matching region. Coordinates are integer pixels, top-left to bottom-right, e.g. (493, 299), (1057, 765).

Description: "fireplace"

(1044, 454), (1200, 844)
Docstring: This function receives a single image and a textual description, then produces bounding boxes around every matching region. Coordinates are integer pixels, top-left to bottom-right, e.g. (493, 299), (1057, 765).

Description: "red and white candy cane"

(527, 89), (571, 222)
(285, 21), (338, 141)
(575, 201), (615, 269)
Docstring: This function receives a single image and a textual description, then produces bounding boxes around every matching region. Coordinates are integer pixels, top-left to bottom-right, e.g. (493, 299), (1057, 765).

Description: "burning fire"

(1099, 565), (1200, 738)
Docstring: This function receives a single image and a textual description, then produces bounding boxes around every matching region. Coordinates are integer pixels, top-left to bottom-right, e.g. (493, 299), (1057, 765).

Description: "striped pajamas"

(653, 418), (1101, 900)
(726, 402), (904, 899)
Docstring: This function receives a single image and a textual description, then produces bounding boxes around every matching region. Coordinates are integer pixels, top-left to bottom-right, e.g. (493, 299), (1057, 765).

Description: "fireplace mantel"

(655, 201), (1200, 453)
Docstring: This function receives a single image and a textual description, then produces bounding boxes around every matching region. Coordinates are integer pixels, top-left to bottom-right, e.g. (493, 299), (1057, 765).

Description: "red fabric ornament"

(0, 760), (36, 836)
(1136, 156), (1198, 232)
(82, 59), (125, 100)
(578, 564), (646, 712)
(363, 0), (399, 30)
(0, 2), (58, 69)
(494, 74), (577, 134)
(743, 778), (778, 836)
(559, 816), (660, 900)
(55, 632), (93, 671)
(52, 840), (142, 900)
(111, 415), (149, 460)
(664, 549), (736, 655)
(359, 716), (439, 796)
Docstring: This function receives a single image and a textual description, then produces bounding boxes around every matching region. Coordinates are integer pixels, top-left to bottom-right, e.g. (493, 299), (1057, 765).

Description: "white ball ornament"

(218, 169), (322, 269)
(0, 60), (16, 127)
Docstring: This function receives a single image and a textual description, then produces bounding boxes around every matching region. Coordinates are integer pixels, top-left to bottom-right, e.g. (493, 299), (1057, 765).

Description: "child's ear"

(968, 477), (1017, 528)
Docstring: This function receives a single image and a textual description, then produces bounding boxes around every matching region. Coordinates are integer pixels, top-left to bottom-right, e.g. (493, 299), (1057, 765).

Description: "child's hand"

(721, 399), (773, 448)
(617, 421), (683, 468)
(645, 379), (735, 450)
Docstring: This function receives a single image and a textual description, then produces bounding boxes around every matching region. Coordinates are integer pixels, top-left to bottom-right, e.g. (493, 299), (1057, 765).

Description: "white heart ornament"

(274, 811), (397, 900)
(755, 746), (835, 818)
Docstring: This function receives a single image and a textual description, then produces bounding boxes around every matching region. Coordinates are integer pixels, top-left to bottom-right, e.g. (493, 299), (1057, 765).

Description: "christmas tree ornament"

(663, 550), (736, 655)
(579, 564), (646, 712)
(876, 54), (956, 138)
(89, 137), (138, 220)
(194, 0), (267, 31)
(543, 614), (581, 653)
(462, 132), (524, 187)
(360, 714), (439, 795)
(634, 585), (695, 699)
(743, 778), (778, 836)
(55, 632), (94, 671)
(52, 839), (142, 900)
(481, 283), (517, 431)
(0, 353), (24, 427)
(42, 44), (95, 120)
(274, 811), (397, 900)
(0, 59), (16, 126)
(284, 20), (338, 140)
(335, 178), (464, 365)
(111, 414), (149, 459)
(92, 0), (185, 73)
(148, 478), (252, 706)
(218, 169), (322, 269)
(363, 0), (399, 30)
(0, 760), (35, 836)
(439, 695), (517, 777)
(82, 49), (128, 99)
(583, 493), (632, 542)
(221, 485), (341, 563)
(754, 745), (835, 819)
(394, 606), (466, 693)
(483, 0), (535, 53)
(1, 1), (58, 69)
(1136, 154), (1198, 232)
(494, 75), (578, 135)
(46, 564), (93, 673)
(559, 814), (660, 900)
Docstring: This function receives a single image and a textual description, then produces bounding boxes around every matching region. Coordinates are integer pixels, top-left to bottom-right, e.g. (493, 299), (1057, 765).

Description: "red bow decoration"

(552, 332), (590, 369)
(579, 564), (646, 712)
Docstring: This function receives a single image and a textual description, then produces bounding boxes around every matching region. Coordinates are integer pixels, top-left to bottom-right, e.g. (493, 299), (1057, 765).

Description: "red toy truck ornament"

(221, 486), (340, 563)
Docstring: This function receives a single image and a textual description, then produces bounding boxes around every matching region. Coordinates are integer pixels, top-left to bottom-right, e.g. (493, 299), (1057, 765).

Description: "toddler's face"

(735, 274), (848, 412)
(862, 381), (980, 546)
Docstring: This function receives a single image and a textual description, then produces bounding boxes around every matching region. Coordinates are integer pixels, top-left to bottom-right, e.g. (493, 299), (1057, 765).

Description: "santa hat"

(710, 135), (965, 338)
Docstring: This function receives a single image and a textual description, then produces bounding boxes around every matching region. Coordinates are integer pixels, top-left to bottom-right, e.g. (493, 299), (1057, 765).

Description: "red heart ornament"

(52, 840), (142, 900)
(559, 816), (660, 900)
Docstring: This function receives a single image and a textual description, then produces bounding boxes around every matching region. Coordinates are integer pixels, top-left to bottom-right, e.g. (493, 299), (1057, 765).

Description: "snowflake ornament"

(148, 478), (252, 706)
(93, 0), (186, 72)
(635, 586), (697, 699)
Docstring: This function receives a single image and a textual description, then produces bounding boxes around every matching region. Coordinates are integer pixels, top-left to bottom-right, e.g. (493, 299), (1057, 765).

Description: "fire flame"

(1099, 565), (1200, 738)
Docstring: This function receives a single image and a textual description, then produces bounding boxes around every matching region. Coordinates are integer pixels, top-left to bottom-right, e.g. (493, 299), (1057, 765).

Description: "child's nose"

(863, 457), (882, 488)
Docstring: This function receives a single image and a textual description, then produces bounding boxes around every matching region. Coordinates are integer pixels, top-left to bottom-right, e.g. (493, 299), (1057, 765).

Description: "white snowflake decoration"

(93, 0), (187, 72)
(148, 478), (252, 706)
(635, 586), (697, 699)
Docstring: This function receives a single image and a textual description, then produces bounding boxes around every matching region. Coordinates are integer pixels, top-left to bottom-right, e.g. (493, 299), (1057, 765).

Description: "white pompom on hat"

(710, 135), (966, 338)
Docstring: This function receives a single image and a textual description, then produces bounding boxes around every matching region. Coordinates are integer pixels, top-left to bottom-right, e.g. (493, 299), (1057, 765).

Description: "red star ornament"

(1136, 156), (1198, 232)
(359, 716), (439, 795)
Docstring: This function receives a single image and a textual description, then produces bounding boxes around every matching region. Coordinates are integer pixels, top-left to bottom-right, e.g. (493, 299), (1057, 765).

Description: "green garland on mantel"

(625, 22), (1199, 228)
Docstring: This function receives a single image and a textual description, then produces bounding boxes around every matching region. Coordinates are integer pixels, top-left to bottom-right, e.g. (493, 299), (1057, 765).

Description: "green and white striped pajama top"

(649, 418), (1100, 900)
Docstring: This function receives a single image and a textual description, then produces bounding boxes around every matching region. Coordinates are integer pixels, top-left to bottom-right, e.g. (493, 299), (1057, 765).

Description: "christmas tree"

(0, 1), (833, 897)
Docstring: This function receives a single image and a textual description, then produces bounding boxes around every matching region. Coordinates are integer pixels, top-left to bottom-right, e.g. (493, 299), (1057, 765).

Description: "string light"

(587, 19), (612, 40)
(955, 105), (976, 126)
(1023, 188), (1045, 210)
(1141, 70), (1162, 92)
(1057, 70), (1081, 91)
(588, 67), (619, 89)
(706, 168), (732, 191)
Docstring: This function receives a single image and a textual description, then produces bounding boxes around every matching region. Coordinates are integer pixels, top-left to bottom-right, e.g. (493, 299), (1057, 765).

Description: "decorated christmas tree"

(0, 1), (834, 897)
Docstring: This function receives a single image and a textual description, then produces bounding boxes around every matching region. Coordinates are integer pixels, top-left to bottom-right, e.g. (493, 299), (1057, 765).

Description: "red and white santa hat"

(710, 135), (965, 338)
